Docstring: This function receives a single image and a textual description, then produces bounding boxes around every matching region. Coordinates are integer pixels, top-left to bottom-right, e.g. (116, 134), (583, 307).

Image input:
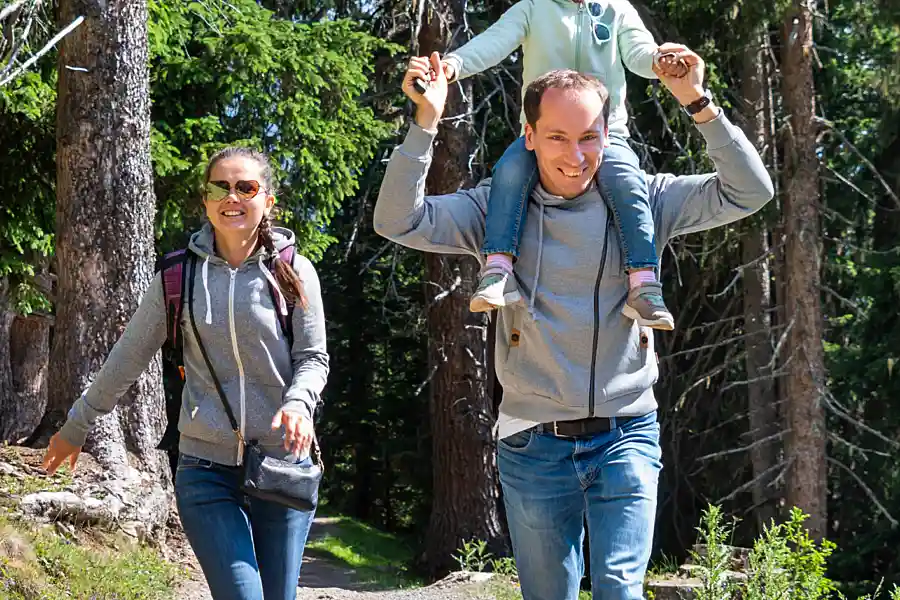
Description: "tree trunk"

(417, 2), (505, 576)
(43, 0), (167, 484)
(738, 27), (780, 531)
(780, 0), (827, 539)
(0, 278), (17, 441)
(1, 314), (52, 443)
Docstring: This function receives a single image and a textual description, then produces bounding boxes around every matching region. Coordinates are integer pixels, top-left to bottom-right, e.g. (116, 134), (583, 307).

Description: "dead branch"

(826, 456), (898, 527)
(822, 390), (900, 450)
(697, 429), (788, 463)
(716, 459), (788, 504)
(815, 116), (900, 209)
(0, 15), (84, 87)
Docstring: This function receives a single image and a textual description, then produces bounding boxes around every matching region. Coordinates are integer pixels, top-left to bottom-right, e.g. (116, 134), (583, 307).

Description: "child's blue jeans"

(482, 134), (657, 270)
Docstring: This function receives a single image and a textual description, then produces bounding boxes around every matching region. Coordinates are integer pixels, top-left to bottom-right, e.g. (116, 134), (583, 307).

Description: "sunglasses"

(585, 2), (611, 44)
(205, 180), (265, 202)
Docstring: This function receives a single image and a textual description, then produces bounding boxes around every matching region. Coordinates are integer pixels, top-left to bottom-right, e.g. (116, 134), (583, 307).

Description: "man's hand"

(402, 52), (448, 131)
(41, 433), (81, 475)
(652, 43), (718, 123)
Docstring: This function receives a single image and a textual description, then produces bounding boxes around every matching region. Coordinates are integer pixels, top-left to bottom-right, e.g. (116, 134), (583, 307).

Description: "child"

(437, 0), (684, 329)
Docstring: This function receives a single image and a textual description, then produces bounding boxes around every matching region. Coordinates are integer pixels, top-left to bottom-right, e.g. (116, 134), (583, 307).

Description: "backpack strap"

(157, 249), (189, 352)
(266, 245), (297, 348)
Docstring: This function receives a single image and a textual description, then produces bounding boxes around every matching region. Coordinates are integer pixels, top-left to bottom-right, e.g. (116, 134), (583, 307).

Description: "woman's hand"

(41, 433), (82, 475)
(271, 408), (314, 457)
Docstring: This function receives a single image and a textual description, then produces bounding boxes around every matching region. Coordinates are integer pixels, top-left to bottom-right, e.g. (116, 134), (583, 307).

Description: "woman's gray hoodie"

(58, 224), (329, 466)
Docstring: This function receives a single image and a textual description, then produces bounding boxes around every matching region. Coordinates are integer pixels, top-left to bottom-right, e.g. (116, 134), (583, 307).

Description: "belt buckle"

(551, 421), (574, 438)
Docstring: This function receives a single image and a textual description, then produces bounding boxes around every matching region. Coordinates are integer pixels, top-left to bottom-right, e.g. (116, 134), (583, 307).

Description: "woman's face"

(204, 156), (275, 240)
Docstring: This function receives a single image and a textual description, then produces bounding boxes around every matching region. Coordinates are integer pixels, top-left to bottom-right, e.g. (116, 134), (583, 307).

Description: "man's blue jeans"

(498, 412), (662, 600)
(482, 134), (658, 270)
(174, 454), (316, 600)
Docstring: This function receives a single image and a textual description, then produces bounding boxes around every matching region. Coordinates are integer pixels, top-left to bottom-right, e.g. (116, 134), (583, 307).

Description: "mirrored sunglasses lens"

(235, 180), (260, 197)
(588, 2), (603, 17)
(205, 182), (230, 201)
(594, 23), (610, 41)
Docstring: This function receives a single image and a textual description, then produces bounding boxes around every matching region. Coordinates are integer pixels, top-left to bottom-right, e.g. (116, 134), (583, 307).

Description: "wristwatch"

(682, 89), (713, 116)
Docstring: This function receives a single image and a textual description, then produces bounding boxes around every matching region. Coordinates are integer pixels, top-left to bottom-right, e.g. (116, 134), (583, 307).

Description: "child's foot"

(622, 281), (674, 330)
(470, 266), (522, 313)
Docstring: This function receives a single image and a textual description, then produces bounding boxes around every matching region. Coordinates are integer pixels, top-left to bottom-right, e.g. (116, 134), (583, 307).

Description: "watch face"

(687, 92), (712, 115)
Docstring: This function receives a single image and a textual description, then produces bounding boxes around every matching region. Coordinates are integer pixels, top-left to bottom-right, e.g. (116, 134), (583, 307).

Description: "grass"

(305, 512), (422, 589)
(0, 514), (183, 600)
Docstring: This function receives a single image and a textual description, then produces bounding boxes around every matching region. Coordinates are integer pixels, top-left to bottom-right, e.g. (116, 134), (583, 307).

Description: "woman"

(42, 147), (329, 600)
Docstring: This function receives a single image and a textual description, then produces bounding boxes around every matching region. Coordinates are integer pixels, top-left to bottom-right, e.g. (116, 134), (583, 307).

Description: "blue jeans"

(498, 412), (662, 600)
(483, 135), (658, 270)
(174, 454), (315, 600)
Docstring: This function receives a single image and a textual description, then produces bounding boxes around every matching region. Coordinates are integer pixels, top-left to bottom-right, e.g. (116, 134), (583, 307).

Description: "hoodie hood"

(188, 221), (297, 262)
(188, 222), (298, 325)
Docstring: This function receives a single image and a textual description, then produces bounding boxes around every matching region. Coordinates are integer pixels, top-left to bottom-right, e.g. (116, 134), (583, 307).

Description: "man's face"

(524, 87), (609, 199)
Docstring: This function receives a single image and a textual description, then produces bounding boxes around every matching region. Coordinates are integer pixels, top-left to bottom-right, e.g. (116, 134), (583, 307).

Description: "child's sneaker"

(622, 281), (674, 330)
(469, 266), (522, 313)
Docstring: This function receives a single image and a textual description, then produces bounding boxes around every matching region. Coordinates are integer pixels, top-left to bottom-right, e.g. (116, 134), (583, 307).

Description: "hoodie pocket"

(603, 326), (658, 402)
(500, 308), (563, 401)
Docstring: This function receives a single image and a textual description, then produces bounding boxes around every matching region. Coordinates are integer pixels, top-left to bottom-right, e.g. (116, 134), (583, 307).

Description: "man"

(375, 48), (773, 600)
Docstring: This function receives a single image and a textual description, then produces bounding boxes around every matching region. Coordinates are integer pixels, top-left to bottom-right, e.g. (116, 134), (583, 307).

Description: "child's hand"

(441, 60), (457, 82)
(653, 48), (689, 79)
(402, 52), (448, 130)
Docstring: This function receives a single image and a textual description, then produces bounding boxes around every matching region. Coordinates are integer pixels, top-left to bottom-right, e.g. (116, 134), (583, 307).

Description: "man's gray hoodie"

(374, 112), (773, 424)
(59, 224), (329, 466)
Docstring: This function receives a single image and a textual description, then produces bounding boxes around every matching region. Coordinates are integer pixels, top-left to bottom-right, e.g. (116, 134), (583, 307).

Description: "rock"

(645, 577), (702, 600)
(679, 564), (748, 582)
(687, 544), (751, 571)
(429, 571), (495, 588)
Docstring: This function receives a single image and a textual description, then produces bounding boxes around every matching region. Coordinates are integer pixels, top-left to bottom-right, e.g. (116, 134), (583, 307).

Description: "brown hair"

(522, 69), (611, 130)
(204, 147), (308, 309)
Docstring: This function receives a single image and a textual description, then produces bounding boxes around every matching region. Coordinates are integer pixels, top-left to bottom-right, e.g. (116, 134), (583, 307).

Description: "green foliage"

(303, 514), (420, 588)
(0, 516), (181, 600)
(691, 505), (739, 600)
(691, 505), (900, 600)
(147, 0), (398, 257)
(454, 538), (493, 572)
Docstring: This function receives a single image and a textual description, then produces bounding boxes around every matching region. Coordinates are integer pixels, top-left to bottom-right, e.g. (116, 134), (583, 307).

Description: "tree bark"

(0, 278), (17, 441)
(417, 2), (505, 576)
(43, 0), (167, 483)
(780, 0), (827, 539)
(2, 314), (51, 443)
(738, 27), (780, 531)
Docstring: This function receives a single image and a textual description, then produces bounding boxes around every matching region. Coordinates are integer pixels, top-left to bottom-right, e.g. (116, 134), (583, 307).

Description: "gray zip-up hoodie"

(58, 224), (329, 466)
(374, 111), (773, 423)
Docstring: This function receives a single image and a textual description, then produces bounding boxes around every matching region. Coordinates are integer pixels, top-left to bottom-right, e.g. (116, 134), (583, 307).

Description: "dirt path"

(173, 517), (499, 600)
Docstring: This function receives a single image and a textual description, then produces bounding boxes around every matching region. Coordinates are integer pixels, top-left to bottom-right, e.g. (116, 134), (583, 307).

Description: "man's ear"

(603, 124), (610, 148)
(266, 193), (276, 211)
(524, 123), (536, 151)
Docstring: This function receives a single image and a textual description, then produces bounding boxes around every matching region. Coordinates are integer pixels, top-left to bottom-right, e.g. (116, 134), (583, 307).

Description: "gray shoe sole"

(622, 304), (674, 331)
(469, 289), (523, 313)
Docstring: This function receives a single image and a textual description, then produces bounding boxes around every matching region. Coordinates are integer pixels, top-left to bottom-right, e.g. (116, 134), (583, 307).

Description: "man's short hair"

(523, 69), (611, 130)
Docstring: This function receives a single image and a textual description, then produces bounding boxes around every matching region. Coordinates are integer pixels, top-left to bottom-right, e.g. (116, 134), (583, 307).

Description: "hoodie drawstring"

(528, 202), (546, 319)
(202, 256), (212, 325)
(258, 255), (288, 318)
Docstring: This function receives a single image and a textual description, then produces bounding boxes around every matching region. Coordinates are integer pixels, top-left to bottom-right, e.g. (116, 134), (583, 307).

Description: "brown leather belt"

(537, 415), (639, 438)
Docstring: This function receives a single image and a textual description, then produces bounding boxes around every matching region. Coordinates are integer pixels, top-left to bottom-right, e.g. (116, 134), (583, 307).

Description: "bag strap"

(186, 252), (243, 448)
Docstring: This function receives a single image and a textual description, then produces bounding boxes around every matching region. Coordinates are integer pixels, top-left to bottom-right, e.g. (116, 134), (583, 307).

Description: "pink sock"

(628, 270), (657, 290)
(486, 253), (514, 274)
